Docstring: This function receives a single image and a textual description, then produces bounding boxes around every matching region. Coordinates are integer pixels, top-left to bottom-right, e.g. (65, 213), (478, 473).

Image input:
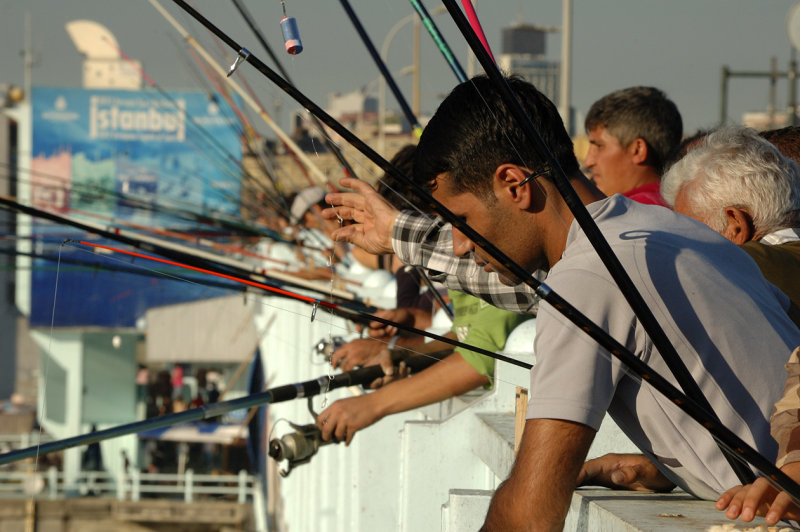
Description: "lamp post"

(559, 0), (573, 134)
(378, 5), (447, 155)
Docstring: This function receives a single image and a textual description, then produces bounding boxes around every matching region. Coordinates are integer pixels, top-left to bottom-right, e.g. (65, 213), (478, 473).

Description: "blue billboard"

(29, 87), (243, 327)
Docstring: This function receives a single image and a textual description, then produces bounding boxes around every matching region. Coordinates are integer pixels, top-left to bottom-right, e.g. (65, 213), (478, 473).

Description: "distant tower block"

(65, 20), (142, 90)
(502, 24), (546, 56)
(498, 22), (560, 108)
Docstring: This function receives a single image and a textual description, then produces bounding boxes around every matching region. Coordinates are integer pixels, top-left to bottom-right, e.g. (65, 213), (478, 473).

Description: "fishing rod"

(0, 353), (446, 467)
(72, 239), (532, 370)
(267, 350), (451, 477)
(230, 0), (360, 181)
(2, 162), (339, 269)
(102, 36), (290, 222)
(0, 161), (296, 243)
(0, 246), (249, 294)
(180, 41), (294, 218)
(62, 206), (290, 267)
(439, 0), (756, 485)
(458, 0), (494, 61)
(149, 0), (336, 190)
(169, 0), (799, 496)
(0, 195), (360, 303)
(168, 22), (298, 208)
(338, 0), (423, 138)
(408, 0), (467, 83)
(332, 0), (454, 316)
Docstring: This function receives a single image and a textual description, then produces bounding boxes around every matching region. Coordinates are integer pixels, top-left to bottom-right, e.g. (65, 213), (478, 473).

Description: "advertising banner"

(29, 87), (243, 327)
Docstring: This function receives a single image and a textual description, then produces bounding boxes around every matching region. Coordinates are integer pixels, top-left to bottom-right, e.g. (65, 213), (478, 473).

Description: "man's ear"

(721, 206), (755, 245)
(628, 138), (649, 165)
(493, 164), (539, 209)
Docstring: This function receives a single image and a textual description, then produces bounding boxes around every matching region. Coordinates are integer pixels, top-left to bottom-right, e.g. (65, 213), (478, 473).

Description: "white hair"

(661, 125), (800, 235)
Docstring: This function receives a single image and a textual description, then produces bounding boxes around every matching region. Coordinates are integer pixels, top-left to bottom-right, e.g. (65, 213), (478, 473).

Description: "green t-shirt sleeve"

(456, 304), (531, 388)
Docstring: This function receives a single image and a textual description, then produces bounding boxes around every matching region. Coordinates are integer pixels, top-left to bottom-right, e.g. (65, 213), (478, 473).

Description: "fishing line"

(33, 241), (67, 488)
(55, 241), (529, 397)
(0, 161), (289, 241)
(0, 195), (356, 305)
(102, 36), (279, 218)
(149, 0), (335, 191)
(230, 0), (359, 180)
(319, 193), (346, 410)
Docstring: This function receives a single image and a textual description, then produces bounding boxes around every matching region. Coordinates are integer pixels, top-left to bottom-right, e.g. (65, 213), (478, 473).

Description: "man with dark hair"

(322, 75), (800, 530)
(583, 86), (682, 206)
(762, 126), (800, 165)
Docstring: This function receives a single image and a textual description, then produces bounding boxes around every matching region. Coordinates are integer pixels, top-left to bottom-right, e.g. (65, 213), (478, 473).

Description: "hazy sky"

(1, 0), (800, 140)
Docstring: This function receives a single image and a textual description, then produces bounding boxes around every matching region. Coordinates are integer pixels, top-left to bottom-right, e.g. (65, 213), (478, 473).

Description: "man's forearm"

(772, 347), (800, 468)
(371, 353), (488, 419)
(481, 419), (596, 531)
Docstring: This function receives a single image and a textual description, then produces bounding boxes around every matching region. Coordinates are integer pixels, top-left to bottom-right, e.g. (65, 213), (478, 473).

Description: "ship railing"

(0, 467), (257, 504)
(0, 432), (55, 451)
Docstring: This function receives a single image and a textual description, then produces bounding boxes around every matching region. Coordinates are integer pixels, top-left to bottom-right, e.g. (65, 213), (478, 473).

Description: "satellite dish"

(788, 2), (800, 51)
(65, 20), (120, 59)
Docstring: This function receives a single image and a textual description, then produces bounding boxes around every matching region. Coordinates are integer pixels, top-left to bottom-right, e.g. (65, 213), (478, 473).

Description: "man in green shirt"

(317, 292), (531, 445)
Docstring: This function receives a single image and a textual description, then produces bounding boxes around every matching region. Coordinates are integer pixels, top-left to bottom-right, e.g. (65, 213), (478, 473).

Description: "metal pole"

(769, 56), (777, 129)
(559, 0), (573, 134)
(720, 65), (729, 126)
(467, 0), (477, 77)
(413, 17), (421, 118)
(791, 49), (798, 126)
(379, 13), (415, 155)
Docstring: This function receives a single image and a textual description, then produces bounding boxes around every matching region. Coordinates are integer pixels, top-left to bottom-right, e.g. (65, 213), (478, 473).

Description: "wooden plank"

(514, 386), (528, 456)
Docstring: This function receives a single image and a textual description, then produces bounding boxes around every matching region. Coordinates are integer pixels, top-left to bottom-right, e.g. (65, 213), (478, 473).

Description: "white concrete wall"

(261, 299), (641, 531)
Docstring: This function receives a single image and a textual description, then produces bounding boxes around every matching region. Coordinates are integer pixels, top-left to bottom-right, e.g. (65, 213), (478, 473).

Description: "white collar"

(759, 227), (800, 245)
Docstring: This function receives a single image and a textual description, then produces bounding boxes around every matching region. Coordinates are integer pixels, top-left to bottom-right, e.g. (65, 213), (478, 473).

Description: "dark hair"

(376, 144), (426, 210)
(585, 86), (683, 175)
(761, 126), (800, 167)
(413, 75), (579, 200)
(663, 128), (714, 172)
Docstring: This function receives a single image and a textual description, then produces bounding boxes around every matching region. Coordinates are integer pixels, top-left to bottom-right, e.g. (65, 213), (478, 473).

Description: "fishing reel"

(312, 335), (346, 360)
(268, 397), (337, 477)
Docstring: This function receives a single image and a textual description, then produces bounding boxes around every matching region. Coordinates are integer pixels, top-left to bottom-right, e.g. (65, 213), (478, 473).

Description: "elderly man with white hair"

(661, 125), (800, 310)
(661, 125), (800, 525)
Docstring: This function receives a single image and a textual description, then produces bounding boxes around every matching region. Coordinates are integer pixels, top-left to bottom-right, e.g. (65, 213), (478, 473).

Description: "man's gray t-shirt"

(527, 195), (800, 499)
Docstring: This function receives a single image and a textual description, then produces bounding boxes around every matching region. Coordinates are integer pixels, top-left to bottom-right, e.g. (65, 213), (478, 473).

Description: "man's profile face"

(431, 173), (535, 285)
(584, 126), (637, 197)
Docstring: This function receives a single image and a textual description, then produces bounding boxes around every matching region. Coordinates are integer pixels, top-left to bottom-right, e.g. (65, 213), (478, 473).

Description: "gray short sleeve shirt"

(528, 196), (800, 498)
